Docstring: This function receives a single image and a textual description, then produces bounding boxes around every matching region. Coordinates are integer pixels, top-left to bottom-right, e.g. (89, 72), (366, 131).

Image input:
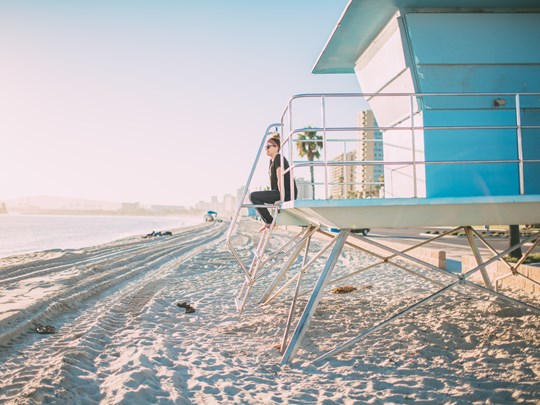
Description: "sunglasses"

(265, 144), (277, 149)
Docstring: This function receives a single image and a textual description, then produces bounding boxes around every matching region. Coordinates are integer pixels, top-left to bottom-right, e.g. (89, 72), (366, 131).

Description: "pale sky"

(0, 0), (360, 207)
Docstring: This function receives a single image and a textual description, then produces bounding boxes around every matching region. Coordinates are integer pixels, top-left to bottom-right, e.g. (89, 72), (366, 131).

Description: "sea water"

(0, 214), (203, 259)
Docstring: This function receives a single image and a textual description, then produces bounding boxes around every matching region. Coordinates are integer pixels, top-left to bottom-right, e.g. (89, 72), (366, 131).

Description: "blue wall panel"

(405, 13), (540, 64)
(416, 66), (540, 94)
(426, 164), (519, 197)
(404, 12), (540, 197)
(524, 163), (540, 194)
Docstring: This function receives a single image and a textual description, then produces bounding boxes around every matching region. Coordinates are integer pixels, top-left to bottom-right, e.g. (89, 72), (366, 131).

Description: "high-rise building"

(330, 151), (357, 199)
(296, 177), (313, 200)
(358, 110), (384, 197)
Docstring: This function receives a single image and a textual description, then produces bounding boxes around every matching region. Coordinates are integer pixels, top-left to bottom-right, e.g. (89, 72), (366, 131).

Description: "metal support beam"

(262, 233), (339, 306)
(280, 233), (313, 353)
(464, 226), (494, 290)
(462, 279), (540, 314)
(347, 232), (460, 281)
(314, 281), (460, 363)
(281, 230), (350, 364)
(464, 231), (540, 279)
(259, 226), (316, 303)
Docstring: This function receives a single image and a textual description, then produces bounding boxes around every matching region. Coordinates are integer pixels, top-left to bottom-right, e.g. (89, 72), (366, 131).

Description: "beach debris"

(34, 324), (56, 334)
(331, 285), (357, 294)
(143, 230), (173, 239)
(176, 301), (196, 314)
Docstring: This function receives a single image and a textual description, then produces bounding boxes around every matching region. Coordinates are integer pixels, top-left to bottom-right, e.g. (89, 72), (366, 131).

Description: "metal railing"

(275, 92), (540, 201)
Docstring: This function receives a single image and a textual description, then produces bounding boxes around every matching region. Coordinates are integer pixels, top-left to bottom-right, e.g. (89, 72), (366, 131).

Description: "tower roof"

(313, 0), (540, 74)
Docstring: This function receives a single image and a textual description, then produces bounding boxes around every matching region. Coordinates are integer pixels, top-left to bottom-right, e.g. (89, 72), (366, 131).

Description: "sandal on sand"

(176, 302), (195, 313)
(35, 324), (56, 334)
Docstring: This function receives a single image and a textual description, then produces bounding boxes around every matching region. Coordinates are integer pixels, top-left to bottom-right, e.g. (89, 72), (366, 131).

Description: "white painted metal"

(464, 226), (494, 289)
(313, 282), (460, 363)
(280, 232), (313, 354)
(262, 234), (339, 306)
(281, 230), (350, 364)
(259, 226), (317, 303)
(283, 196), (540, 230)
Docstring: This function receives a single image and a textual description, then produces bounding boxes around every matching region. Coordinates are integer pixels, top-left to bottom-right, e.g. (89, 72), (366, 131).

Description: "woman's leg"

(249, 190), (280, 224)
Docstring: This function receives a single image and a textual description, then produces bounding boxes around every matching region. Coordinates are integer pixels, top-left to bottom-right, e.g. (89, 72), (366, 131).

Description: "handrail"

(226, 123), (282, 278)
(277, 92), (540, 200)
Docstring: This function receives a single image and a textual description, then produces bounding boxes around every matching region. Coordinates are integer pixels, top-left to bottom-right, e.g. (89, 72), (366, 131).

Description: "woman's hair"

(268, 132), (281, 150)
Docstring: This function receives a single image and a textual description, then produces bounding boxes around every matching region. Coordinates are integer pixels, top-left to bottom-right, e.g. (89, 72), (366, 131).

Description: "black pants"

(249, 190), (281, 224)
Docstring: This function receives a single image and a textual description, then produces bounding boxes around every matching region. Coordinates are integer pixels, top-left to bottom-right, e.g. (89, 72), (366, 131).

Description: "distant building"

(222, 193), (236, 214)
(358, 110), (384, 197)
(296, 177), (313, 200)
(330, 151), (357, 199)
(121, 202), (141, 214)
(211, 195), (218, 211)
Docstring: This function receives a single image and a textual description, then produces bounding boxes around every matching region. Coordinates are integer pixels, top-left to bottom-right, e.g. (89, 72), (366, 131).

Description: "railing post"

(322, 95), (328, 200)
(515, 93), (525, 195)
(285, 100), (294, 203)
(410, 94), (417, 198)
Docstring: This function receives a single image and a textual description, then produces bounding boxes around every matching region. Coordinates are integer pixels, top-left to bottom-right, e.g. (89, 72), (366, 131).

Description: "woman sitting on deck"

(250, 133), (297, 232)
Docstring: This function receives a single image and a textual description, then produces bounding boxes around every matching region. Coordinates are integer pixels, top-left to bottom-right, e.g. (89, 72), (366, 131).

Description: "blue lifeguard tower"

(228, 0), (540, 364)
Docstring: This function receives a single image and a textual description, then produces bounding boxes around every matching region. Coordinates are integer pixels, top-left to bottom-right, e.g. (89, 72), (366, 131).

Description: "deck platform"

(281, 195), (540, 229)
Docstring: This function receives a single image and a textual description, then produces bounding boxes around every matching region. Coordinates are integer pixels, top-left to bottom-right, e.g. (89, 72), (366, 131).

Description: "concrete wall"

(462, 255), (540, 295)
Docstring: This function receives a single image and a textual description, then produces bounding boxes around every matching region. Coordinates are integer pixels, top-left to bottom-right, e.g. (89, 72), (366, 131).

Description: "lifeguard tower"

(227, 0), (540, 364)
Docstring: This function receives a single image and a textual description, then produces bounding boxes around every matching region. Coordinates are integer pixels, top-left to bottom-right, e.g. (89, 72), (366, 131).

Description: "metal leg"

(256, 225), (319, 280)
(313, 281), (460, 363)
(262, 233), (339, 306)
(280, 232), (313, 353)
(464, 226), (494, 289)
(259, 226), (315, 303)
(470, 228), (514, 271)
(464, 231), (540, 279)
(348, 233), (460, 281)
(235, 210), (278, 312)
(281, 230), (350, 364)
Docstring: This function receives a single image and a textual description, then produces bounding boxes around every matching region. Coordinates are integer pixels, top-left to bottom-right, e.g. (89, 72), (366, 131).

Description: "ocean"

(0, 214), (203, 259)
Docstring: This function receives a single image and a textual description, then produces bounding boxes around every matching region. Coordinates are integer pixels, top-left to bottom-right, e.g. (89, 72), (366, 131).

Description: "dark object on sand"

(331, 285), (357, 294)
(143, 230), (172, 238)
(176, 301), (195, 313)
(35, 324), (56, 334)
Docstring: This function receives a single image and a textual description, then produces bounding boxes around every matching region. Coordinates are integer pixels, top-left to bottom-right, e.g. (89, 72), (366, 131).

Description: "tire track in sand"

(0, 223), (227, 404)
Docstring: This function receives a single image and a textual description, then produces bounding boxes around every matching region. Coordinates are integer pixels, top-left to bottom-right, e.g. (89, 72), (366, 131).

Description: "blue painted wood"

(405, 13), (540, 64)
(425, 163), (520, 197)
(401, 12), (540, 197)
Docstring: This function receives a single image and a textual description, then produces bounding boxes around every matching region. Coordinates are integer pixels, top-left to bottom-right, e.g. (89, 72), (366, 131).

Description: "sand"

(0, 220), (538, 404)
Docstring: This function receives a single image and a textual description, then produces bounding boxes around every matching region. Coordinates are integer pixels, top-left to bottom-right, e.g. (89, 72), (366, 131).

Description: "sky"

(0, 0), (361, 207)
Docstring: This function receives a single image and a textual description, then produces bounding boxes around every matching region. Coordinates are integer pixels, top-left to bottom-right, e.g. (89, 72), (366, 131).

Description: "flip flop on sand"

(35, 324), (56, 334)
(176, 301), (195, 313)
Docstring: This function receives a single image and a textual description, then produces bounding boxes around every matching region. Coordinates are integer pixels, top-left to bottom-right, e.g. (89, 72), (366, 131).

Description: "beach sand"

(0, 220), (538, 404)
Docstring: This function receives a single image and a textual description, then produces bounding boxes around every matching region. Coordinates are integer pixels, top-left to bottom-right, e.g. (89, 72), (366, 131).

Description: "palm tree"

(296, 127), (323, 198)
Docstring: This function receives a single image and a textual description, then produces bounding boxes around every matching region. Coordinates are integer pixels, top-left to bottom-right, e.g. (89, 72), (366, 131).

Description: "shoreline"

(0, 214), (204, 262)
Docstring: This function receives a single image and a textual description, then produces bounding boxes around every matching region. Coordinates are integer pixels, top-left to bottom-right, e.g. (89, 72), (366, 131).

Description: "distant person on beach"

(250, 133), (297, 232)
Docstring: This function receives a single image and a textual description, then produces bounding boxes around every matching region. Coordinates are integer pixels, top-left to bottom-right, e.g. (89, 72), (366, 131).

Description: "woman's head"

(265, 132), (280, 157)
